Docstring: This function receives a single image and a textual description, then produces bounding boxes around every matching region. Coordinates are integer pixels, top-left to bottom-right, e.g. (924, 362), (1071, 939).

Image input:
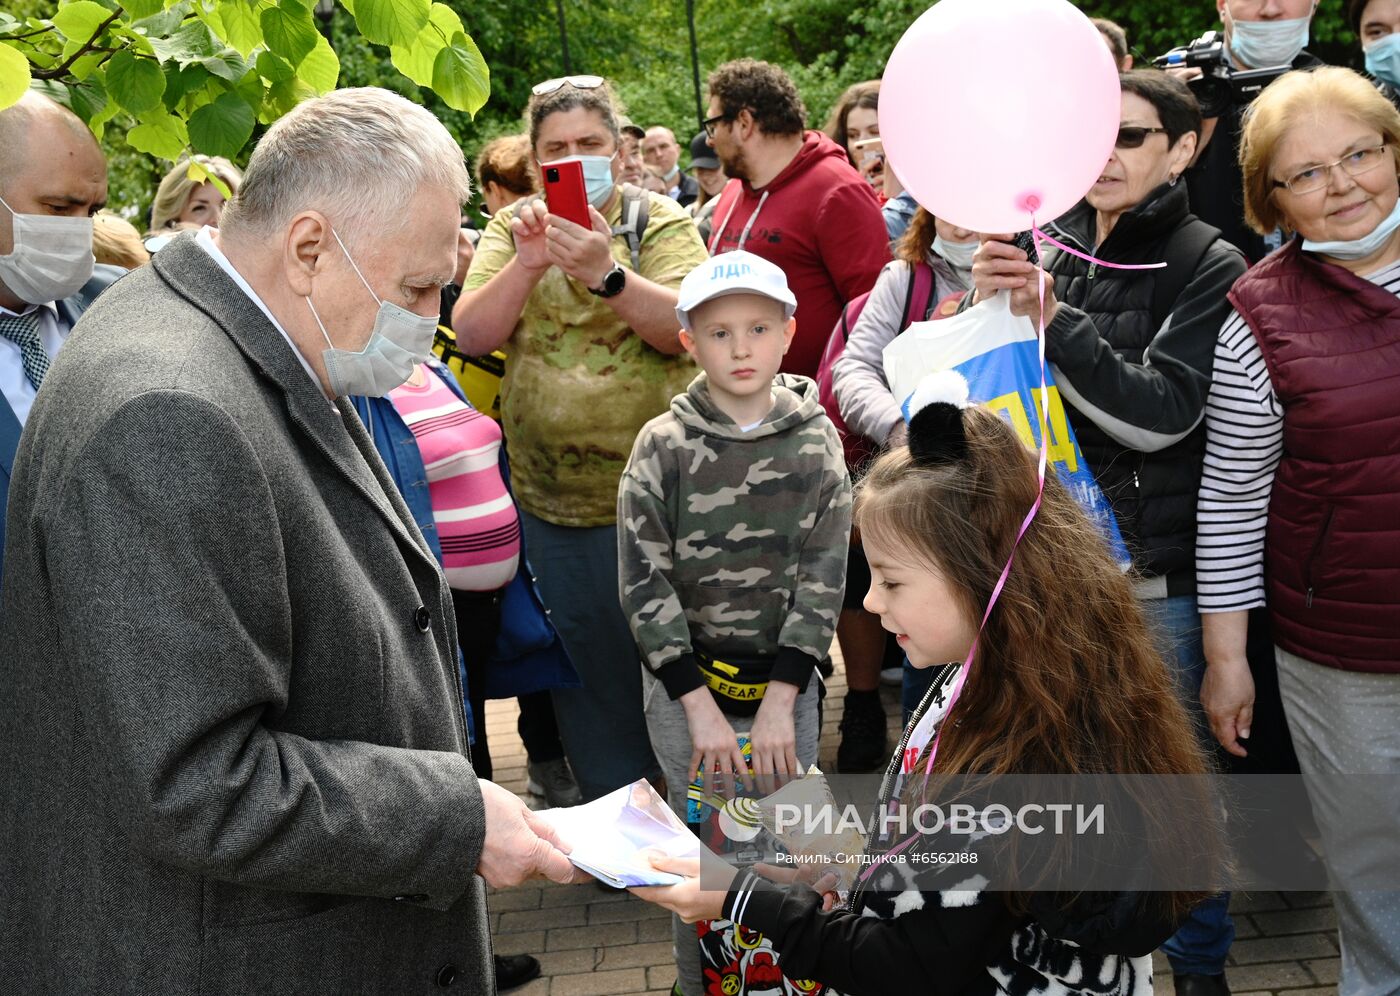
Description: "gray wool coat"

(0, 235), (493, 995)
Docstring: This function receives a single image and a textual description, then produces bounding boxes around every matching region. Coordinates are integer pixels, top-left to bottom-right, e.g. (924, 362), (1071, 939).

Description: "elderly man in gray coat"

(0, 87), (578, 994)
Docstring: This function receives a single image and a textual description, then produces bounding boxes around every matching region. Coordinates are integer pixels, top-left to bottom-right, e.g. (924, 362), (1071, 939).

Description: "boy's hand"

(680, 688), (751, 796)
(750, 681), (799, 781)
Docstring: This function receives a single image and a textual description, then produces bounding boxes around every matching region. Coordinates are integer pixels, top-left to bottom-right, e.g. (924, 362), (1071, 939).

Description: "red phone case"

(542, 159), (591, 229)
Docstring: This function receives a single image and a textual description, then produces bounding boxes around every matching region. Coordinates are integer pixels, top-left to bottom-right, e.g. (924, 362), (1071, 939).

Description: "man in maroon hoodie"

(705, 59), (895, 776)
(704, 59), (891, 379)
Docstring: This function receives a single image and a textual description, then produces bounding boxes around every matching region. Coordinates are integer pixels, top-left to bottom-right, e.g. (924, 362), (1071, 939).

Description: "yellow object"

(433, 325), (504, 421)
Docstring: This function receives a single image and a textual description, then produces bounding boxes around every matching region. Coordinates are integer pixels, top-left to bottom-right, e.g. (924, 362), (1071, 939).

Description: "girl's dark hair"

(1120, 69), (1202, 146)
(854, 404), (1224, 922)
(526, 79), (621, 153)
(823, 80), (880, 169)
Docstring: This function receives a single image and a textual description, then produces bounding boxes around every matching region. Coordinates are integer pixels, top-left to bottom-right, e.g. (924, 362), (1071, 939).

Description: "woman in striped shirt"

(1197, 68), (1400, 994)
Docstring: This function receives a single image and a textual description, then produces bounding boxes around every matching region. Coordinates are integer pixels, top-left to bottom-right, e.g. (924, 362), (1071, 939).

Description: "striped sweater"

(389, 366), (520, 592)
(1196, 258), (1400, 612)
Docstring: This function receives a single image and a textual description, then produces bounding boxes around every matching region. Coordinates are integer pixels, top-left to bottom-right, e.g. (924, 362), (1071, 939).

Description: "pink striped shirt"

(390, 366), (521, 592)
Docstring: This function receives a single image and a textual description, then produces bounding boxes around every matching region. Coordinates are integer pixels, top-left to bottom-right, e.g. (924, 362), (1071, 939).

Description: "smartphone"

(1011, 230), (1040, 265)
(541, 159), (591, 229)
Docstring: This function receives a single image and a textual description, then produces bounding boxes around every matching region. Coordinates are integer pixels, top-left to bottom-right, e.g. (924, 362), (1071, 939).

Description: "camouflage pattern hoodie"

(618, 372), (851, 700)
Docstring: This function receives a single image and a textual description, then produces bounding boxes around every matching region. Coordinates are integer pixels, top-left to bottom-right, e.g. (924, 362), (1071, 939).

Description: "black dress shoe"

(1174, 972), (1231, 996)
(495, 954), (542, 991)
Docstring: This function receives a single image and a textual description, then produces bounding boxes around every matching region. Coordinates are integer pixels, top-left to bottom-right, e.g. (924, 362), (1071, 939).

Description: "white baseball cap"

(675, 250), (797, 332)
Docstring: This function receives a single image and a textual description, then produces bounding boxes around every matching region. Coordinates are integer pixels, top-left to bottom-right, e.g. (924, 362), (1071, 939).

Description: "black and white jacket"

(721, 664), (1172, 996)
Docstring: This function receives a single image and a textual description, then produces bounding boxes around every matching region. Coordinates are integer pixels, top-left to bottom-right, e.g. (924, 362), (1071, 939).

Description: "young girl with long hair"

(635, 375), (1224, 996)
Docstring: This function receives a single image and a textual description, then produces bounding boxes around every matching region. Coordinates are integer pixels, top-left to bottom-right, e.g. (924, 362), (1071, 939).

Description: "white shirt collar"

(0, 300), (59, 319)
(193, 226), (330, 399)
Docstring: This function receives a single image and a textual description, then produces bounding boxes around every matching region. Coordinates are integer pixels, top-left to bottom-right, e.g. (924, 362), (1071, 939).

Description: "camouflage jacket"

(618, 372), (851, 700)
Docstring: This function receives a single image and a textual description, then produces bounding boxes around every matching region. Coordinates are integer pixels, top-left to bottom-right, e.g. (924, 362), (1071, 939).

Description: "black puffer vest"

(1048, 181), (1205, 592)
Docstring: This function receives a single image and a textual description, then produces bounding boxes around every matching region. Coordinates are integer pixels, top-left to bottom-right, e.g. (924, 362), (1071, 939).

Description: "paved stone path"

(481, 663), (1341, 996)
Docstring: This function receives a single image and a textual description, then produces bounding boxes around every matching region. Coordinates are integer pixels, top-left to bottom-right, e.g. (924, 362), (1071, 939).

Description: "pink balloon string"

(1029, 225), (1168, 271)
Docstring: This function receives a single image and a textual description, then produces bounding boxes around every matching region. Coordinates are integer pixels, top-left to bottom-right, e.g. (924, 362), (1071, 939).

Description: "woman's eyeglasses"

(1274, 145), (1391, 196)
(703, 113), (734, 138)
(1115, 126), (1168, 150)
(531, 75), (605, 96)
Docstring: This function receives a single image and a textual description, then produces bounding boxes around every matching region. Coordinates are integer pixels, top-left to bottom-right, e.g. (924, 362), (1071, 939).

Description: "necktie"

(0, 311), (49, 390)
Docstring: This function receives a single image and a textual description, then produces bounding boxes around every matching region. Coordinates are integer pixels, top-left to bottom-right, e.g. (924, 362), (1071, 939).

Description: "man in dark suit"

(0, 92), (117, 581)
(0, 86), (577, 995)
(644, 125), (700, 206)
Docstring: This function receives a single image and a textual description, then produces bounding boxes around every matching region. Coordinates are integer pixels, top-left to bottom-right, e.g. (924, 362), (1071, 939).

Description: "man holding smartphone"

(453, 76), (708, 803)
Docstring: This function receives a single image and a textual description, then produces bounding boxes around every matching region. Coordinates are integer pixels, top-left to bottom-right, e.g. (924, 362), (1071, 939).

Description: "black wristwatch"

(589, 264), (627, 298)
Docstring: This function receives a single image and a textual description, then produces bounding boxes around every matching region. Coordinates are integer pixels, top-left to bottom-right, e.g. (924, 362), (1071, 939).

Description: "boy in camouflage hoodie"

(617, 250), (851, 996)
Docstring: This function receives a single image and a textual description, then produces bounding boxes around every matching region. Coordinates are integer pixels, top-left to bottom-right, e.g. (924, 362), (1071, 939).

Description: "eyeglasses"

(531, 75), (605, 96)
(703, 113), (734, 139)
(1115, 126), (1168, 150)
(1273, 145), (1391, 196)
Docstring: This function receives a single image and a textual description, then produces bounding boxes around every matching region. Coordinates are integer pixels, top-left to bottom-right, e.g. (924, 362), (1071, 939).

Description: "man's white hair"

(221, 87), (470, 246)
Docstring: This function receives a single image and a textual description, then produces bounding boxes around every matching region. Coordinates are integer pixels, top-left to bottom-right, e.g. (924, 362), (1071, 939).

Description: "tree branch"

(1, 25), (57, 41)
(32, 9), (122, 81)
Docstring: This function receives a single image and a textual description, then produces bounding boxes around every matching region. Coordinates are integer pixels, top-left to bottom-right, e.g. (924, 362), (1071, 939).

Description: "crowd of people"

(0, 1), (1398, 995)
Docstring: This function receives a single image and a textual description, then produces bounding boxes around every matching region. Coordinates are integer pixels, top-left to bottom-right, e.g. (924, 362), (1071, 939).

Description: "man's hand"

(971, 237), (1059, 328)
(477, 779), (580, 887)
(509, 199), (552, 274)
(749, 681), (799, 781)
(453, 229), (475, 287)
(681, 687), (750, 797)
(546, 206), (616, 289)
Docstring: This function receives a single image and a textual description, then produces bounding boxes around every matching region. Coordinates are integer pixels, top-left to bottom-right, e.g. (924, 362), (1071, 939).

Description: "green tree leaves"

(0, 0), (493, 176)
(260, 1), (318, 68)
(106, 49), (165, 113)
(431, 31), (488, 116)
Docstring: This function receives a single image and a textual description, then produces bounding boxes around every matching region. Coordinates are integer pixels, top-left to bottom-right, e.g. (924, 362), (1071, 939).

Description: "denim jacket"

(351, 362), (579, 709)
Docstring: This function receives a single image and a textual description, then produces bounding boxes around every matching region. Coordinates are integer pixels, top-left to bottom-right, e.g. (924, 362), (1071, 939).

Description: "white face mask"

(933, 234), (978, 270)
(1301, 198), (1400, 261)
(0, 194), (95, 305)
(1227, 11), (1312, 69)
(306, 228), (439, 397)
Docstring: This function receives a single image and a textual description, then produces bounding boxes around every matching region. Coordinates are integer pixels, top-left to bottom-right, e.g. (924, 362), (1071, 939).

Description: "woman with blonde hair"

(147, 155), (242, 244)
(1198, 65), (1400, 993)
(91, 210), (149, 270)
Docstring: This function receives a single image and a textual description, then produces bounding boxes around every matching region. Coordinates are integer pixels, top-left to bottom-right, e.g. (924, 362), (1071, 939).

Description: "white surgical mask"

(933, 235), (978, 271)
(0, 194), (96, 305)
(1365, 33), (1400, 89)
(306, 228), (438, 397)
(1301, 198), (1400, 261)
(1228, 13), (1311, 69)
(542, 153), (618, 208)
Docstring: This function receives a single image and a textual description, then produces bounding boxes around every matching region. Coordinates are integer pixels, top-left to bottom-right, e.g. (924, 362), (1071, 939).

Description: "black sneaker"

(495, 954), (542, 991)
(836, 691), (888, 773)
(527, 757), (582, 807)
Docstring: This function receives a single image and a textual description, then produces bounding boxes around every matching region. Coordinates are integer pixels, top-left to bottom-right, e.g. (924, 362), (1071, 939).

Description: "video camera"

(1153, 32), (1291, 118)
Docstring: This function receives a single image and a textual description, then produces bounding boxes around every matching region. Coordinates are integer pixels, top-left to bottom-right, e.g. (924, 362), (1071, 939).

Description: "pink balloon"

(880, 0), (1121, 233)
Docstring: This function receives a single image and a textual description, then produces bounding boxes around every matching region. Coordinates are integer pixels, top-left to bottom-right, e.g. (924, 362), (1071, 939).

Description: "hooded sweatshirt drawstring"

(709, 190), (770, 254)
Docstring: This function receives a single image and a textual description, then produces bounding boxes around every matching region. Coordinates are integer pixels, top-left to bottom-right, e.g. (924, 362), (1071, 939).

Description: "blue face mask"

(1366, 33), (1400, 89)
(1301, 198), (1400, 261)
(1228, 13), (1311, 69)
(542, 153), (618, 208)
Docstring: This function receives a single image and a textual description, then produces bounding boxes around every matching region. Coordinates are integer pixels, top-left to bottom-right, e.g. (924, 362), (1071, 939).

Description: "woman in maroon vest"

(1197, 67), (1400, 993)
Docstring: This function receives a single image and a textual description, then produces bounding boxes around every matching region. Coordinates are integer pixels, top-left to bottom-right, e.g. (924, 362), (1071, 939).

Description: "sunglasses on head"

(532, 75), (605, 96)
(1115, 126), (1168, 150)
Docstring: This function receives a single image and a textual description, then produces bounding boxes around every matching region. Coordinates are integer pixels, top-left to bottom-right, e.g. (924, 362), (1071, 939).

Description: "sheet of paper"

(535, 778), (698, 889)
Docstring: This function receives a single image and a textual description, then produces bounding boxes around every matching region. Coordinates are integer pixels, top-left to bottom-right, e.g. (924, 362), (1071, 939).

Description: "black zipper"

(1304, 506), (1336, 609)
(844, 661), (959, 913)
